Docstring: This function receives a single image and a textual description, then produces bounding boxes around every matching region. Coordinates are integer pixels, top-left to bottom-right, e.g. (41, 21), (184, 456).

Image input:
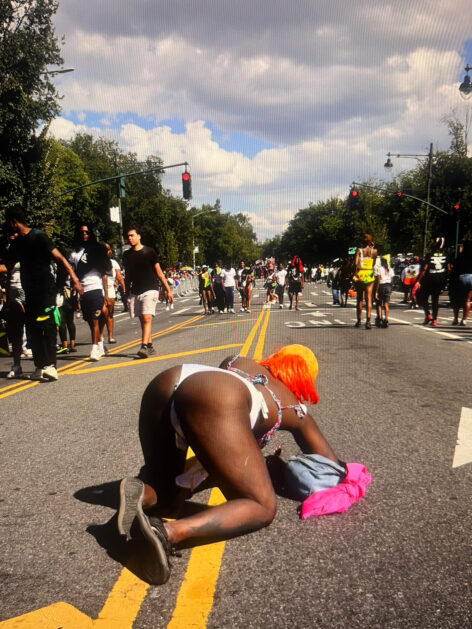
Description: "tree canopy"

(0, 0), (63, 220)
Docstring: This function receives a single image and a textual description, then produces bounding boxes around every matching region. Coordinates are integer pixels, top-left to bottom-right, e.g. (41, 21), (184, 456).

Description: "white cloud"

(49, 1), (472, 239)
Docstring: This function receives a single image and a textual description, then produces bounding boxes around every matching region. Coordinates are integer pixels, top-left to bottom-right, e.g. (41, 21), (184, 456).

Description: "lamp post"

(190, 209), (217, 269)
(458, 63), (472, 155)
(384, 142), (434, 258)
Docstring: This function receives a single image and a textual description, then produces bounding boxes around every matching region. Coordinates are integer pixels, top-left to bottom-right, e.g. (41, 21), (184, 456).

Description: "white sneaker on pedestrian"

(21, 348), (33, 358)
(42, 365), (58, 381)
(279, 304), (283, 309)
(6, 364), (22, 379)
(89, 345), (101, 361)
(30, 367), (43, 381)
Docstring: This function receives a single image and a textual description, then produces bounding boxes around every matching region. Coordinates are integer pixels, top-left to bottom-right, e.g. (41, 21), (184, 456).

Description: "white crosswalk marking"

(452, 407), (472, 468)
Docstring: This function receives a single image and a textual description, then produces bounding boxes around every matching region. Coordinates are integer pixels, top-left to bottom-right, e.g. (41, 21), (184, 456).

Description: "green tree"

(0, 0), (63, 221)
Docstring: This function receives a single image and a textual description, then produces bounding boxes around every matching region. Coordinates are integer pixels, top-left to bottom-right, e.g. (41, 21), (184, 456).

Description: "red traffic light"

(350, 188), (359, 198)
(396, 191), (403, 198)
(453, 202), (460, 211)
(182, 171), (192, 200)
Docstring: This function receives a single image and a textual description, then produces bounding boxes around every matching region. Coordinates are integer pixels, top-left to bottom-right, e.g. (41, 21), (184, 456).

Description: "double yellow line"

(167, 306), (271, 628)
(0, 315), (204, 399)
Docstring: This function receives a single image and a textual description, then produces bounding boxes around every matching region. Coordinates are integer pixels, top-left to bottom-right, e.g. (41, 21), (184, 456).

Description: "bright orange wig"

(258, 344), (319, 404)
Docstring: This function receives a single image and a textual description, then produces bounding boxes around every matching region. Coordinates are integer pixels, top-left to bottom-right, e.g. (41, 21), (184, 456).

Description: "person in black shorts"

(1, 208), (83, 381)
(69, 225), (112, 362)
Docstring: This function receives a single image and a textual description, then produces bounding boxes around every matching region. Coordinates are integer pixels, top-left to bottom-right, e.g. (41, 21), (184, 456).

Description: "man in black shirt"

(1, 208), (83, 381)
(123, 227), (173, 358)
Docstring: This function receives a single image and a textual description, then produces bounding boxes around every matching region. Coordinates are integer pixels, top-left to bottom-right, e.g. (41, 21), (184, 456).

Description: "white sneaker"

(6, 364), (22, 379)
(21, 348), (33, 358)
(42, 365), (58, 381)
(89, 345), (101, 361)
(229, 308), (235, 313)
(279, 304), (283, 309)
(165, 306), (170, 311)
(30, 367), (43, 381)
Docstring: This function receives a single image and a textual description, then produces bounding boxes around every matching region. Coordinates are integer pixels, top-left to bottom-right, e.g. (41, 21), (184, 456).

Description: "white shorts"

(128, 290), (159, 318)
(107, 278), (116, 300)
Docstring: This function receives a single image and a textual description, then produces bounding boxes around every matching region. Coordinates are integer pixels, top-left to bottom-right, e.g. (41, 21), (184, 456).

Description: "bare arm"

(51, 248), (84, 296)
(115, 268), (126, 294)
(154, 263), (174, 303)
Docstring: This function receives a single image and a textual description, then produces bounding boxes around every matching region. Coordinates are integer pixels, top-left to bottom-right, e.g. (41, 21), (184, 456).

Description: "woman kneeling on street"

(117, 345), (370, 585)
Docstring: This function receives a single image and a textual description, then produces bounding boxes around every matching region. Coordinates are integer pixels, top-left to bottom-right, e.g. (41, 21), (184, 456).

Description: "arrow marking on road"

(452, 407), (472, 468)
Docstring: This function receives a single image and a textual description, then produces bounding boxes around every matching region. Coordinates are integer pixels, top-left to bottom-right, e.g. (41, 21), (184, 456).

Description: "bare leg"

(140, 314), (153, 345)
(462, 290), (472, 323)
(137, 366), (187, 514)
(106, 298), (115, 340)
(164, 374), (276, 546)
(356, 289), (363, 322)
(365, 283), (374, 319)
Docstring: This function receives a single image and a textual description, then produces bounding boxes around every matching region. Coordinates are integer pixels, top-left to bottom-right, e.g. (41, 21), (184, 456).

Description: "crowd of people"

(1, 211), (471, 383)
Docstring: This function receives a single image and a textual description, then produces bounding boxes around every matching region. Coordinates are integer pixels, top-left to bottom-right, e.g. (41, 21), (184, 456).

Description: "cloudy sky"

(50, 1), (472, 240)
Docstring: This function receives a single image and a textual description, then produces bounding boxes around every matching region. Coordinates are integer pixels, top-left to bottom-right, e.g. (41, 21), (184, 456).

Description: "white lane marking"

(170, 307), (192, 315)
(388, 316), (472, 344)
(452, 407), (472, 468)
(286, 321), (305, 328)
(333, 319), (347, 325)
(302, 311), (324, 317)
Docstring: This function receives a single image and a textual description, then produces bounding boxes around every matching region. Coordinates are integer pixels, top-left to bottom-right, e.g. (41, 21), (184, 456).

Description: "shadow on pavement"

(74, 480), (121, 509)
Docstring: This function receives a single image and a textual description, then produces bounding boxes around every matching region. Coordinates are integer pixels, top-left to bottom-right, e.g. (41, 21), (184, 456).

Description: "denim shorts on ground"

(284, 453), (346, 501)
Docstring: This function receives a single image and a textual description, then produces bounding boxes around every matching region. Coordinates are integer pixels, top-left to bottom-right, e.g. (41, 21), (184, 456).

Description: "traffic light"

(393, 190), (403, 207)
(453, 201), (460, 211)
(117, 176), (126, 199)
(349, 187), (359, 199)
(182, 171), (192, 200)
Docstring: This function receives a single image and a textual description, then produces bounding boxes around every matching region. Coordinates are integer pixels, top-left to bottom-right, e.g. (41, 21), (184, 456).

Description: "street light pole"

(384, 142), (434, 258)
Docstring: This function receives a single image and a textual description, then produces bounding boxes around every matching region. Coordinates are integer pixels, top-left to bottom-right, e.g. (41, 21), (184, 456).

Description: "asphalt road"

(1, 282), (471, 629)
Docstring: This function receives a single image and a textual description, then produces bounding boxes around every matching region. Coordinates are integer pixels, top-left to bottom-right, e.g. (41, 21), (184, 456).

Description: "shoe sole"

(129, 511), (170, 585)
(137, 351), (148, 359)
(118, 477), (145, 538)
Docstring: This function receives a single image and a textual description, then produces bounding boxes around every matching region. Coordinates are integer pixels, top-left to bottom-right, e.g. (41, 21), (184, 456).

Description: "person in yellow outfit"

(353, 234), (378, 329)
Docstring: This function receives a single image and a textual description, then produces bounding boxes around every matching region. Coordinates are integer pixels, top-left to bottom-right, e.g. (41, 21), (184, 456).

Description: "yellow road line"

(166, 489), (226, 629)
(0, 316), (204, 398)
(253, 309), (271, 361)
(166, 308), (270, 628)
(0, 380), (39, 400)
(184, 317), (258, 330)
(95, 568), (149, 627)
(106, 315), (204, 355)
(65, 344), (242, 375)
(240, 309), (265, 357)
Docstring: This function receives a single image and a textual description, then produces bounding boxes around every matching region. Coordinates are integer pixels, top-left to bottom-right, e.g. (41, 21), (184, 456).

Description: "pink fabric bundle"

(299, 463), (371, 519)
